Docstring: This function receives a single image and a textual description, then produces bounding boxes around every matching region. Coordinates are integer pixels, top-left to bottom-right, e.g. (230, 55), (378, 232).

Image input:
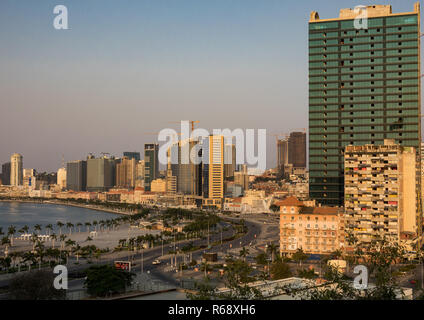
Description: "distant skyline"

(1, 0), (422, 172)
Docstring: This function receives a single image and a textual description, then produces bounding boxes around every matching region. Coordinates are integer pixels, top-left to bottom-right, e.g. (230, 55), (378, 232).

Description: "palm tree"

(72, 244), (82, 263)
(66, 222), (74, 235)
(30, 233), (39, 252)
(92, 220), (98, 232)
(59, 234), (67, 250)
(1, 237), (11, 256)
(267, 243), (279, 263)
(76, 222), (83, 233)
(45, 224), (53, 235)
(7, 226), (16, 247)
(57, 221), (64, 235)
(85, 222), (91, 233)
(50, 233), (57, 249)
(239, 247), (250, 262)
(34, 224), (42, 235)
(21, 225), (29, 234)
(0, 227), (3, 237)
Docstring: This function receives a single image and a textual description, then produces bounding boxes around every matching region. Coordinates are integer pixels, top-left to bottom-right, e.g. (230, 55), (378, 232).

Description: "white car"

(152, 259), (161, 265)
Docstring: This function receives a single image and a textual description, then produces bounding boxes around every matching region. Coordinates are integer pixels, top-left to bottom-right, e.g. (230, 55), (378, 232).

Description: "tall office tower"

(115, 156), (136, 188)
(277, 138), (289, 176)
(1, 162), (11, 185)
(288, 132), (307, 168)
(135, 159), (145, 188)
(309, 4), (421, 206)
(344, 140), (417, 247)
(144, 144), (159, 191)
(57, 167), (67, 190)
(86, 156), (116, 192)
(234, 165), (249, 192)
(123, 152), (141, 162)
(202, 135), (224, 203)
(168, 138), (202, 195)
(224, 144), (236, 179)
(10, 153), (23, 186)
(66, 160), (87, 191)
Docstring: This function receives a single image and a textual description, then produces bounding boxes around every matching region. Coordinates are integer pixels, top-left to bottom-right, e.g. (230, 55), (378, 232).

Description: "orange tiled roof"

(275, 196), (304, 207)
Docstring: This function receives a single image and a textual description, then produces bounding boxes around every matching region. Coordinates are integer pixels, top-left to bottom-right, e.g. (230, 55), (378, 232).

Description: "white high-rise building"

(10, 153), (23, 186)
(57, 167), (67, 190)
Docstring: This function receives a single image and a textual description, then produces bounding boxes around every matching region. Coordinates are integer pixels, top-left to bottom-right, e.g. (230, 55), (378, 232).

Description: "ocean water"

(0, 201), (117, 234)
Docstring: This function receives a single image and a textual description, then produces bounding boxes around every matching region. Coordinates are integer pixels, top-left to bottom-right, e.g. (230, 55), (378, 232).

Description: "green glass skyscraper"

(309, 4), (421, 206)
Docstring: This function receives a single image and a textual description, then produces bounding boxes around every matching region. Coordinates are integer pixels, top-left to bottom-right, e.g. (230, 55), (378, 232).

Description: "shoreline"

(0, 198), (131, 216)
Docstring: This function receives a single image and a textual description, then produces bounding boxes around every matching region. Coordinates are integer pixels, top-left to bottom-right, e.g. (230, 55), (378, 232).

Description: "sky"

(0, 0), (422, 172)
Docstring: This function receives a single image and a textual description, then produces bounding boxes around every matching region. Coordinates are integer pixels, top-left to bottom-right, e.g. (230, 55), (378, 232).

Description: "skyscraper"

(123, 152), (141, 162)
(168, 138), (202, 195)
(86, 156), (116, 192)
(288, 132), (307, 168)
(1, 162), (11, 185)
(10, 153), (23, 186)
(309, 4), (421, 205)
(277, 138), (289, 177)
(57, 167), (67, 190)
(144, 144), (159, 191)
(202, 135), (224, 205)
(115, 156), (136, 188)
(66, 160), (87, 191)
(224, 144), (236, 179)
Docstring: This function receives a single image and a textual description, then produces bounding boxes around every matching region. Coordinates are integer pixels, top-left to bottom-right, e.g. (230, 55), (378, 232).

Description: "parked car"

(152, 259), (161, 265)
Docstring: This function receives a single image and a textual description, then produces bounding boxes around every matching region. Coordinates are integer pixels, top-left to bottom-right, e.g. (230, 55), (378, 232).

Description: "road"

(0, 218), (263, 291)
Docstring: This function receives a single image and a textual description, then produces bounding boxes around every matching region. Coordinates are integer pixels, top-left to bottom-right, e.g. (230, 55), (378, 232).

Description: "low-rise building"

(277, 197), (344, 256)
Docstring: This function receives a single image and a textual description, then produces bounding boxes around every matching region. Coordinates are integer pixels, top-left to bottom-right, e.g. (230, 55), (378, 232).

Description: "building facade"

(115, 156), (136, 188)
(57, 167), (67, 190)
(309, 4), (421, 206)
(202, 135), (224, 207)
(66, 160), (87, 191)
(278, 197), (344, 255)
(144, 144), (159, 191)
(344, 139), (418, 247)
(10, 153), (23, 186)
(288, 132), (307, 168)
(168, 138), (202, 196)
(86, 156), (116, 192)
(1, 162), (11, 185)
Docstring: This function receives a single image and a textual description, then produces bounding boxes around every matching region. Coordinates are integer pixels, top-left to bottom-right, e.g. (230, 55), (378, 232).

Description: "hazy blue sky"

(0, 0), (421, 172)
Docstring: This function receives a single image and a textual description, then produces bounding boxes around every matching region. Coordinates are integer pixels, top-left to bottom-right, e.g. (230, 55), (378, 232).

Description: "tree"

(292, 248), (308, 267)
(239, 247), (250, 262)
(270, 260), (292, 280)
(45, 224), (53, 235)
(255, 253), (268, 266)
(283, 239), (408, 300)
(57, 221), (64, 235)
(8, 270), (66, 300)
(84, 265), (134, 297)
(270, 204), (279, 213)
(34, 224), (42, 234)
(7, 226), (16, 246)
(266, 243), (279, 263)
(188, 258), (263, 300)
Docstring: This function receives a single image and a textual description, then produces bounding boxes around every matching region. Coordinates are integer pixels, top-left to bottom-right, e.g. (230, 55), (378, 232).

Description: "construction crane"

(168, 120), (200, 133)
